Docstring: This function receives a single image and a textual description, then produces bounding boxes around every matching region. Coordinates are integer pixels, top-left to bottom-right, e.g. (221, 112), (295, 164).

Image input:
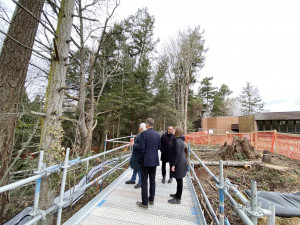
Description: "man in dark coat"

(125, 123), (147, 188)
(136, 118), (161, 209)
(160, 126), (174, 183)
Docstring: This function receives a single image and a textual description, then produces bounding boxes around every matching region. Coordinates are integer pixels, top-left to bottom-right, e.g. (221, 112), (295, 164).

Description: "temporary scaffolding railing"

(187, 141), (276, 225)
(0, 135), (132, 225)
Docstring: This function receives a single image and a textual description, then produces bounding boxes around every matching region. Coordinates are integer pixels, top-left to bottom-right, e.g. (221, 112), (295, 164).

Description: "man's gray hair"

(139, 123), (147, 131)
(146, 118), (154, 127)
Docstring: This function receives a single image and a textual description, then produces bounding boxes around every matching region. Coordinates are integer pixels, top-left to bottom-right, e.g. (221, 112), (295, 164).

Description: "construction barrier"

(185, 130), (300, 161)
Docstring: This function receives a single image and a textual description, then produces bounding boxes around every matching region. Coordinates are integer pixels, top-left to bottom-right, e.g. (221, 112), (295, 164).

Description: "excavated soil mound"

(218, 136), (261, 160)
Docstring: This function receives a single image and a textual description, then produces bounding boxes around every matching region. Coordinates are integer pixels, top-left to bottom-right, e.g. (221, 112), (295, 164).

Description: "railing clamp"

(245, 206), (265, 218)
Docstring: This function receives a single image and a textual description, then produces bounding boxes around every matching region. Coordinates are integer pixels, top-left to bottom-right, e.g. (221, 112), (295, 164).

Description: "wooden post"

(274, 129), (278, 154)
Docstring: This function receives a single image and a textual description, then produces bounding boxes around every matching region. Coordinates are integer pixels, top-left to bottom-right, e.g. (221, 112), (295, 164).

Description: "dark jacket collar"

(176, 135), (185, 141)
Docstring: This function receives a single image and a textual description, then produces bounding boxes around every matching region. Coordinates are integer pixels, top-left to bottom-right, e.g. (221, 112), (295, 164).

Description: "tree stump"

(262, 150), (271, 163)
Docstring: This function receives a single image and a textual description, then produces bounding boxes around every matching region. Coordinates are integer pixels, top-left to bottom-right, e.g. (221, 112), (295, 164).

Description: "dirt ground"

(193, 146), (300, 225)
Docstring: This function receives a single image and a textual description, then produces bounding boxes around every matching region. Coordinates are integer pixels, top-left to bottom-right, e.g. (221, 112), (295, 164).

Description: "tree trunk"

(82, 54), (95, 155)
(180, 82), (185, 128)
(39, 0), (75, 223)
(184, 69), (190, 134)
(77, 0), (88, 155)
(184, 82), (189, 134)
(0, 0), (44, 216)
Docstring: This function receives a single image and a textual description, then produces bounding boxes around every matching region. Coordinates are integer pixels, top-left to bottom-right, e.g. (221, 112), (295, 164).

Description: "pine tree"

(211, 84), (232, 117)
(239, 81), (265, 115)
(198, 77), (216, 117)
(151, 56), (176, 131)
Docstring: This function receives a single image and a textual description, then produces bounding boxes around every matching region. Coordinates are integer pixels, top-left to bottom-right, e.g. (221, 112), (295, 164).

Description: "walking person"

(136, 118), (161, 209)
(168, 126), (188, 204)
(160, 126), (174, 183)
(125, 123), (147, 188)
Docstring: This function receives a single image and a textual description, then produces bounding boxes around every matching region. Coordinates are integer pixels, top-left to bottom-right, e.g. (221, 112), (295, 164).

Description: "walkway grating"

(64, 164), (207, 225)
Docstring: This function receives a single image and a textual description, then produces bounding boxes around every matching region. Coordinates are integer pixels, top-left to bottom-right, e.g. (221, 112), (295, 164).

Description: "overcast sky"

(116, 0), (300, 112)
(2, 0), (299, 112)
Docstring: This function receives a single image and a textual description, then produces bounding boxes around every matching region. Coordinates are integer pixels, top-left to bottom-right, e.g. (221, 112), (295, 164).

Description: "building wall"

(202, 116), (239, 134)
(200, 112), (300, 134)
(239, 115), (256, 133)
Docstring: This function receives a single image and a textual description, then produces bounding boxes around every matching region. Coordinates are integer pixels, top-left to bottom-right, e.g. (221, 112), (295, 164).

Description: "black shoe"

(170, 194), (176, 198)
(125, 180), (135, 184)
(168, 178), (173, 183)
(149, 198), (154, 205)
(162, 176), (166, 183)
(136, 201), (148, 209)
(168, 198), (181, 204)
(134, 183), (141, 188)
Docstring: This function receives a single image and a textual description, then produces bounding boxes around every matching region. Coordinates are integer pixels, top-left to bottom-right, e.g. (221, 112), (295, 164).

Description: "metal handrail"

(190, 166), (219, 225)
(187, 143), (275, 225)
(0, 136), (132, 225)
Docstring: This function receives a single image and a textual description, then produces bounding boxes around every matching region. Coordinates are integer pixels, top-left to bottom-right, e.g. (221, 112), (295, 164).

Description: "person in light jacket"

(168, 126), (188, 204)
(125, 123), (147, 188)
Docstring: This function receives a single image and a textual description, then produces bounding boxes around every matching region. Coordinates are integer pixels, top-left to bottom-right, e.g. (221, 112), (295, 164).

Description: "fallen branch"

(193, 160), (262, 167)
(206, 179), (218, 191)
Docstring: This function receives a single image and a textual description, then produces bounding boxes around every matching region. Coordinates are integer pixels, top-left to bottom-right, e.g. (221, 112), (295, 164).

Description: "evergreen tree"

(198, 77), (216, 117)
(239, 81), (265, 115)
(96, 8), (157, 139)
(211, 84), (232, 117)
(151, 56), (176, 132)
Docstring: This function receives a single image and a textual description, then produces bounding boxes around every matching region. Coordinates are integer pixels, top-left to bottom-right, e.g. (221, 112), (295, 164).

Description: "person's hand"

(130, 138), (134, 146)
(171, 166), (175, 172)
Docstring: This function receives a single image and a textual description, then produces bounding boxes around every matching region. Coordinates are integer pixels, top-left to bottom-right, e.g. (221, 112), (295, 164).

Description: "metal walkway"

(64, 164), (207, 225)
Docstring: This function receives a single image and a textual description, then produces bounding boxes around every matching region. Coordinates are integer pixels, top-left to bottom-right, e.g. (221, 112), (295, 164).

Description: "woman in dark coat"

(125, 123), (147, 188)
(168, 126), (188, 204)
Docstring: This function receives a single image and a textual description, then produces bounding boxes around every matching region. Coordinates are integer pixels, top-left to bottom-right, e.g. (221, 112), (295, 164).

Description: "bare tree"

(0, 0), (45, 216)
(39, 0), (75, 223)
(67, 0), (120, 155)
(165, 27), (206, 133)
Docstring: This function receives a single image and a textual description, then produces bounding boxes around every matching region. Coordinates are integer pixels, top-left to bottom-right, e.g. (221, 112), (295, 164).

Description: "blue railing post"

(219, 160), (225, 225)
(102, 134), (108, 173)
(130, 132), (133, 153)
(57, 148), (70, 225)
(188, 140), (191, 174)
(31, 150), (44, 223)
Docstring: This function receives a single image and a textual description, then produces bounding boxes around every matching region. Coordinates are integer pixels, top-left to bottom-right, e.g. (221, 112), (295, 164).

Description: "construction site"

(0, 130), (299, 225)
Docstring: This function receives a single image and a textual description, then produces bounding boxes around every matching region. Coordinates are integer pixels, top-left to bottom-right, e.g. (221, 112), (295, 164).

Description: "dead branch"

(45, 0), (59, 15)
(0, 29), (51, 61)
(29, 62), (49, 75)
(12, 0), (57, 37)
(71, 37), (80, 49)
(206, 179), (218, 191)
(72, 14), (99, 22)
(0, 118), (40, 186)
(42, 11), (56, 33)
(64, 92), (79, 101)
(193, 160), (262, 167)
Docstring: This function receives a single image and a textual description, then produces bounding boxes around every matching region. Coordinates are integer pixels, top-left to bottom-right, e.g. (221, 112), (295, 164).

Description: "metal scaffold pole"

(250, 180), (258, 225)
(57, 148), (70, 225)
(218, 160), (225, 225)
(31, 150), (44, 223)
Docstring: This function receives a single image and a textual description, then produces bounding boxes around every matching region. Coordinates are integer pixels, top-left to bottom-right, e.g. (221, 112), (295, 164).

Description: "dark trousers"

(175, 178), (183, 199)
(161, 161), (169, 177)
(140, 165), (156, 205)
